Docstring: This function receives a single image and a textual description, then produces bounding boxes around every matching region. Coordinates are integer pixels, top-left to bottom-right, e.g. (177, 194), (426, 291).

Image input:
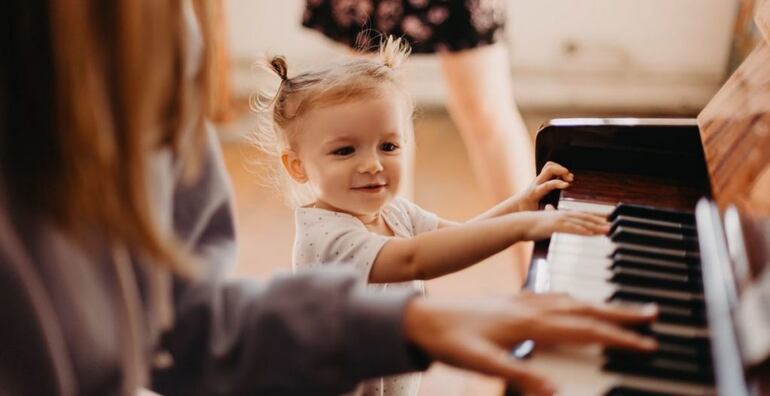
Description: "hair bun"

(269, 56), (288, 81)
(379, 36), (411, 69)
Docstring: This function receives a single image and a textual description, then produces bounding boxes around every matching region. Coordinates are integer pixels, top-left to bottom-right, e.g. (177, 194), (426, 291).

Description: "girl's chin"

(342, 198), (392, 215)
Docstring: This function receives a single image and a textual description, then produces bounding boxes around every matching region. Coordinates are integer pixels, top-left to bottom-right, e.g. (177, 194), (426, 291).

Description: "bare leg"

(438, 43), (536, 284)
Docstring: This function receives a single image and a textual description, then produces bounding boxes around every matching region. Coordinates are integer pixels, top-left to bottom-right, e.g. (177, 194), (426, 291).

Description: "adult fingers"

(454, 338), (556, 396)
(537, 162), (573, 184)
(530, 315), (658, 351)
(544, 299), (659, 324)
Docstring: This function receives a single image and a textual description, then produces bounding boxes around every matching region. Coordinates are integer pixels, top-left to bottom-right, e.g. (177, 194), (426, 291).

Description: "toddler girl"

(253, 37), (608, 396)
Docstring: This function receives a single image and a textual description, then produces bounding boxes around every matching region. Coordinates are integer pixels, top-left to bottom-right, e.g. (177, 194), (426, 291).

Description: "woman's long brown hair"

(1, 0), (212, 274)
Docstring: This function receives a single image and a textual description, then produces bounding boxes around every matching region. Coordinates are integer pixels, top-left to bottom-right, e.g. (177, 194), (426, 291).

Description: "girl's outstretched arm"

(369, 209), (608, 283)
(437, 162), (574, 229)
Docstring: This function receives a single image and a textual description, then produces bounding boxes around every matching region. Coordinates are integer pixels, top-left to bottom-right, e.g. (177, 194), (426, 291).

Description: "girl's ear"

(281, 149), (308, 183)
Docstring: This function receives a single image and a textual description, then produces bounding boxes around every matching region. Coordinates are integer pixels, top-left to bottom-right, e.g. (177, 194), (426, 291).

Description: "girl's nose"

(358, 154), (384, 174)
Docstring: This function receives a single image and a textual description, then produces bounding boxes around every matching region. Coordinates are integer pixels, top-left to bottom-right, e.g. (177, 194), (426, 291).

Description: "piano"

(506, 3), (770, 395)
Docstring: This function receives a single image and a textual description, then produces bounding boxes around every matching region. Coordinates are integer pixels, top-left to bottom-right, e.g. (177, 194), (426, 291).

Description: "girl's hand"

(515, 162), (574, 212)
(404, 293), (658, 396)
(519, 208), (610, 241)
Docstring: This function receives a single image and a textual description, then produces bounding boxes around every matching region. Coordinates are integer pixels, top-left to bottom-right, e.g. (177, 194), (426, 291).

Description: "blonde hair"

(3, 0), (217, 276)
(251, 36), (414, 207)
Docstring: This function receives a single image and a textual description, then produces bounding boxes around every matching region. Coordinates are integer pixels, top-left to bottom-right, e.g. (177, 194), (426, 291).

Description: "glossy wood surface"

(697, 1), (770, 217)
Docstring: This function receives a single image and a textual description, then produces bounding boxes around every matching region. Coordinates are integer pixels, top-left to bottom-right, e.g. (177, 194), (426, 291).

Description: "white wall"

(227, 0), (737, 112)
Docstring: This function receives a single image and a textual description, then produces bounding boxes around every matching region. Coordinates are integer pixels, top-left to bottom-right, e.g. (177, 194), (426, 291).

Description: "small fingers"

(556, 218), (604, 236)
(564, 222), (594, 236)
(565, 212), (610, 234)
(537, 162), (574, 184)
(533, 179), (570, 200)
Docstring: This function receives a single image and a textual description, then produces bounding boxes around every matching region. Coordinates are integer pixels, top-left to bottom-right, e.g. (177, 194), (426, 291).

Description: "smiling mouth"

(352, 184), (388, 191)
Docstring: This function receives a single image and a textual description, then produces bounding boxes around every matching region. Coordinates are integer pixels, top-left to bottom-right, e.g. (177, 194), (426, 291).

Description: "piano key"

(617, 327), (711, 359)
(655, 341), (707, 361)
(558, 199), (617, 215)
(610, 226), (699, 251)
(608, 203), (696, 225)
(604, 348), (705, 372)
(524, 345), (715, 396)
(611, 297), (706, 327)
(603, 350), (714, 384)
(612, 242), (700, 260)
(609, 288), (705, 308)
(610, 217), (697, 237)
(610, 267), (702, 292)
(548, 274), (705, 305)
(649, 322), (710, 340)
(603, 360), (712, 385)
(548, 257), (703, 295)
(611, 214), (697, 232)
(611, 253), (701, 274)
(605, 384), (688, 396)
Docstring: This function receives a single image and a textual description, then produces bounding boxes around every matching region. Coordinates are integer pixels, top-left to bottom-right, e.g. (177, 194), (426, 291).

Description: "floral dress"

(303, 0), (506, 53)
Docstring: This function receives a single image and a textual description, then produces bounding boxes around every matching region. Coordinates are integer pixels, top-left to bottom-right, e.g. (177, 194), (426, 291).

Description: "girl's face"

(287, 88), (408, 217)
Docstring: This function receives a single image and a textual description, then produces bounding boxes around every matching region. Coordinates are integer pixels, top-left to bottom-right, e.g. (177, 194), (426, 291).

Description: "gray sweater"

(0, 126), (428, 395)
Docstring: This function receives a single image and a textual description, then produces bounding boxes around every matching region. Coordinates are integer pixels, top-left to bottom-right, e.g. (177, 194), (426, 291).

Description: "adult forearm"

(155, 269), (428, 394)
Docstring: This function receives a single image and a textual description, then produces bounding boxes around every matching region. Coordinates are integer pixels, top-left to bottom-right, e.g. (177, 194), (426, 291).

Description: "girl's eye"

(331, 146), (354, 156)
(381, 142), (399, 152)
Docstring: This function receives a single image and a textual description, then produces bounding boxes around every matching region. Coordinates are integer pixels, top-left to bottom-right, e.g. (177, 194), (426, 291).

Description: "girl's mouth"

(352, 184), (387, 193)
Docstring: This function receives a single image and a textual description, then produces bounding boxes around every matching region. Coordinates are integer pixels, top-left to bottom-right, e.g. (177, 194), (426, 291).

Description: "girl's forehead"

(302, 94), (409, 139)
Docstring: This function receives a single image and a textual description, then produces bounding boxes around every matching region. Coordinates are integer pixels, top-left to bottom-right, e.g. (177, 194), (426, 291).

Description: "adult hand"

(403, 292), (658, 395)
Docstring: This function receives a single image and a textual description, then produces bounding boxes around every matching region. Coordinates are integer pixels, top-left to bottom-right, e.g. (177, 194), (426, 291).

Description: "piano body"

(509, 3), (770, 395)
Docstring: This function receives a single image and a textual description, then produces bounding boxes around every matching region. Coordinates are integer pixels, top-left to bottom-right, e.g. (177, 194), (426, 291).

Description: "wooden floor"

(218, 108), (554, 395)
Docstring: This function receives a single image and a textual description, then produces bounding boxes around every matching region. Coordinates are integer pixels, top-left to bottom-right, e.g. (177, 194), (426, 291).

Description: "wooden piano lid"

(697, 0), (770, 217)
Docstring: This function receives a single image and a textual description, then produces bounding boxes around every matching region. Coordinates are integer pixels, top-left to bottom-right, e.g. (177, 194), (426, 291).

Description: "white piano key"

(557, 200), (616, 214)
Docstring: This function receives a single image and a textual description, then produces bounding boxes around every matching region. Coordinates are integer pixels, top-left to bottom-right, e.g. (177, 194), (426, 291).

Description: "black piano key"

(609, 288), (705, 309)
(612, 243), (700, 261)
(611, 226), (700, 251)
(612, 253), (701, 275)
(629, 324), (711, 347)
(603, 350), (714, 384)
(656, 304), (706, 327)
(611, 297), (706, 326)
(610, 217), (697, 237)
(608, 203), (696, 226)
(635, 331), (712, 361)
(605, 385), (687, 396)
(605, 348), (704, 372)
(606, 338), (712, 366)
(610, 267), (702, 292)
